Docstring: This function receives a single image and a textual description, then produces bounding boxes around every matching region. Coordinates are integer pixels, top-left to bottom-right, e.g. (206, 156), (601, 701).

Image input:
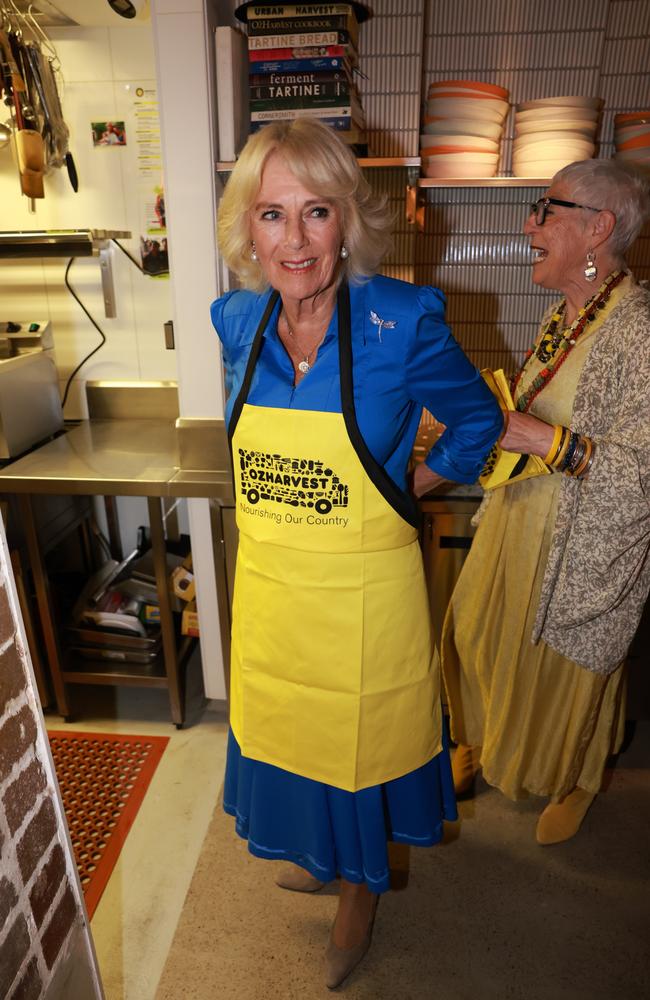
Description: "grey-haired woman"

(443, 158), (650, 844)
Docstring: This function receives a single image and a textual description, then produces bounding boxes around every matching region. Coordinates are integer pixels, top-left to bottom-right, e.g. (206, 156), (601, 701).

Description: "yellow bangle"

(543, 424), (564, 465)
(552, 427), (572, 470)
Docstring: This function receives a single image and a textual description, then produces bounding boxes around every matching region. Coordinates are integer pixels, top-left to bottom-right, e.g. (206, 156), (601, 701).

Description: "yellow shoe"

(452, 744), (481, 795)
(536, 788), (595, 845)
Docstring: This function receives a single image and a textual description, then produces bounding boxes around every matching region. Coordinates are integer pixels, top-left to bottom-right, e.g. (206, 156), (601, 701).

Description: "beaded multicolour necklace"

(512, 269), (626, 413)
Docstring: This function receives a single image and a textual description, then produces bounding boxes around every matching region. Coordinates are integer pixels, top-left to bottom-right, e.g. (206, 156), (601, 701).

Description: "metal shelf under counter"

(0, 416), (234, 727)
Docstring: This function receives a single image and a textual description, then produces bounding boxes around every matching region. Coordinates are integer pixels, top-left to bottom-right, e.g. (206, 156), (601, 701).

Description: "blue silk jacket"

(211, 273), (503, 490)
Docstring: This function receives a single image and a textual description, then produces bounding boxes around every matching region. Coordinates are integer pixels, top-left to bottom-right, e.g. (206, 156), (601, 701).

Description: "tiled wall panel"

(357, 2), (423, 156)
(219, 0), (648, 374)
(419, 0), (650, 371)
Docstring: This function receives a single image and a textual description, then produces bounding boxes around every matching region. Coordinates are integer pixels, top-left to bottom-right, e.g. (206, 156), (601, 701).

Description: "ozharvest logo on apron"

(238, 447), (350, 516)
(227, 283), (441, 792)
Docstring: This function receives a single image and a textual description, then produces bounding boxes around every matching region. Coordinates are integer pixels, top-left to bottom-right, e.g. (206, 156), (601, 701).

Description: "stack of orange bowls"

(614, 112), (650, 170)
(421, 80), (509, 178)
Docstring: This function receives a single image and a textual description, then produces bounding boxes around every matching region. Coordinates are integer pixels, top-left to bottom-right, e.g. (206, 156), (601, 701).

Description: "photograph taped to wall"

(140, 235), (169, 276)
(91, 121), (127, 146)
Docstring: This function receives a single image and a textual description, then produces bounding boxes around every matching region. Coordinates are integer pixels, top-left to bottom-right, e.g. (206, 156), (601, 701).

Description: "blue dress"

(211, 274), (503, 893)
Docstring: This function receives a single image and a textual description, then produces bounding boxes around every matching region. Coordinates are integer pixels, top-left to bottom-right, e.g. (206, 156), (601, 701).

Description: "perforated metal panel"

(221, 0), (649, 373)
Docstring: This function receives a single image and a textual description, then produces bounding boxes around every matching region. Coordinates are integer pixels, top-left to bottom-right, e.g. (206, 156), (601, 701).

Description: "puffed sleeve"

(405, 287), (503, 483)
(210, 289), (261, 402)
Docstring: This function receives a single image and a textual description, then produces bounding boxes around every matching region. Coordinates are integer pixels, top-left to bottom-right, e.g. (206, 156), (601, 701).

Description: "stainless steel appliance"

(0, 351), (63, 459)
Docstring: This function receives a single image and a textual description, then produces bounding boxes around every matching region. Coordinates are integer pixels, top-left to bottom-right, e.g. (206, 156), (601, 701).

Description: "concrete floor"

(45, 649), (650, 1000)
(45, 651), (229, 1000)
(156, 721), (650, 1000)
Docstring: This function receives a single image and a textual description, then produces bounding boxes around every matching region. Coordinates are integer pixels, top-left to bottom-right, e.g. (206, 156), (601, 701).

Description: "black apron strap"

(227, 289), (280, 446)
(337, 282), (420, 528)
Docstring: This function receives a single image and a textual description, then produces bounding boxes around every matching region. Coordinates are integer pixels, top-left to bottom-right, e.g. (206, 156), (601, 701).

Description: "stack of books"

(237, 2), (369, 152)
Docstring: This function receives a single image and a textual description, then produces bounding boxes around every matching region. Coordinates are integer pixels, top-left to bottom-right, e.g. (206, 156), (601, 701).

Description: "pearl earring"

(584, 249), (597, 282)
(340, 245), (349, 260)
(250, 241), (258, 262)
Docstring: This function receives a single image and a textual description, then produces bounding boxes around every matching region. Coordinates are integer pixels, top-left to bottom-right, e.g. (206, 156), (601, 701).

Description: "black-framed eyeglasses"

(528, 197), (603, 226)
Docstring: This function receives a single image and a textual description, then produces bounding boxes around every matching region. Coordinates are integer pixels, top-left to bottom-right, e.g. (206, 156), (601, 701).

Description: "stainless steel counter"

(0, 419), (234, 502)
(0, 416), (234, 727)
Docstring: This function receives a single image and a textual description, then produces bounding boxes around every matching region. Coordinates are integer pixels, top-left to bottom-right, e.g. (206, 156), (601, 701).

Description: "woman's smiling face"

(523, 181), (596, 293)
(249, 151), (343, 308)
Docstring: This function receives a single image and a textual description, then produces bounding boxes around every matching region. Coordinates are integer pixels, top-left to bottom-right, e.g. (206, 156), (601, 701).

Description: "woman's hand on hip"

(499, 410), (556, 459)
(411, 462), (446, 498)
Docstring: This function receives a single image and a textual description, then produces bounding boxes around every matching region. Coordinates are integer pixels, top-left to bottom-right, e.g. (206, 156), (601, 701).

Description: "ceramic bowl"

(614, 123), (650, 142)
(614, 111), (650, 126)
(421, 156), (497, 178)
(426, 97), (507, 123)
(512, 153), (592, 176)
(516, 107), (600, 124)
(616, 146), (650, 162)
(517, 95), (603, 112)
(513, 142), (595, 162)
(512, 158), (574, 177)
(513, 130), (596, 147)
(421, 150), (500, 163)
(428, 79), (509, 100)
(515, 117), (597, 137)
(422, 118), (504, 140)
(616, 132), (650, 151)
(420, 133), (500, 152)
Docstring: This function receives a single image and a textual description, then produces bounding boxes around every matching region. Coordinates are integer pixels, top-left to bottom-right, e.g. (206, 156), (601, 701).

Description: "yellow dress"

(441, 301), (627, 802)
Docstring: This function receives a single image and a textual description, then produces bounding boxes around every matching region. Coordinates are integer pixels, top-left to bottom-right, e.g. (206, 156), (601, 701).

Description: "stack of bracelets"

(543, 425), (596, 478)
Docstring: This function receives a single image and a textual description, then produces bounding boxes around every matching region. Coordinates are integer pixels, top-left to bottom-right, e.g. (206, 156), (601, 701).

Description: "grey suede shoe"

(325, 898), (378, 990)
(275, 864), (326, 893)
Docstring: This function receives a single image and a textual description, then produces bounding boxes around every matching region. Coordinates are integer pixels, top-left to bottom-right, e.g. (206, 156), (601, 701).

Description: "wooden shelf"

(418, 176), (550, 188)
(216, 156), (421, 172)
(62, 635), (195, 689)
(358, 157), (420, 168)
(62, 656), (168, 687)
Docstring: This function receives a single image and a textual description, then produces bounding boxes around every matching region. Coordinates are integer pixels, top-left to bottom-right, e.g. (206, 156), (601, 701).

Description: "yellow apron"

(229, 284), (441, 792)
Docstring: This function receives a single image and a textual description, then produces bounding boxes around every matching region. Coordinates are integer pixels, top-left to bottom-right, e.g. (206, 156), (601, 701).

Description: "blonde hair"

(217, 119), (393, 291)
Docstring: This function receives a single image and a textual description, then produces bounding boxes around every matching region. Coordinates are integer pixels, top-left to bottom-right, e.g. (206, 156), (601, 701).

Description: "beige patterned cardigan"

(532, 279), (650, 674)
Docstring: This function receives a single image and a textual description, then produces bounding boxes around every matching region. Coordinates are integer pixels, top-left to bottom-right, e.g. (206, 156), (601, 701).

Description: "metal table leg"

(147, 496), (183, 726)
(18, 493), (71, 718)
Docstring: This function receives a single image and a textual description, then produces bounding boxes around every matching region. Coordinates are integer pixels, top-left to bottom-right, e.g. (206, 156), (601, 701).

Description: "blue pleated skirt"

(223, 722), (457, 894)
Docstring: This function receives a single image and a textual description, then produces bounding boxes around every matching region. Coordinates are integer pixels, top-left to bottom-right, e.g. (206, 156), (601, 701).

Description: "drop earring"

(340, 245), (349, 260)
(584, 249), (597, 282)
(250, 241), (258, 262)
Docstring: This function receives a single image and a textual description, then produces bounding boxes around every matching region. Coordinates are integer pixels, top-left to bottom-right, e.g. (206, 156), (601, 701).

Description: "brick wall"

(0, 520), (102, 999)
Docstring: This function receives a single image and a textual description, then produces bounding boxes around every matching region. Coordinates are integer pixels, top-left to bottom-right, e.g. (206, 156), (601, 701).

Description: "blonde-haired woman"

(211, 118), (503, 988)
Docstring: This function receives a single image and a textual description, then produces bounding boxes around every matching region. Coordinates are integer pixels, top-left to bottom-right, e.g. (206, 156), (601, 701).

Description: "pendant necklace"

(287, 326), (316, 374)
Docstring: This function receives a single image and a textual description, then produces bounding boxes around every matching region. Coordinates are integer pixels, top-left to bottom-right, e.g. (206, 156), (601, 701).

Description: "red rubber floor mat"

(47, 730), (169, 919)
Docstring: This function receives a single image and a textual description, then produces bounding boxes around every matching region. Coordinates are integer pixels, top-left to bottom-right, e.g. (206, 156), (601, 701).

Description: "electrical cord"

(61, 241), (144, 410)
(113, 238), (144, 272)
(61, 256), (107, 409)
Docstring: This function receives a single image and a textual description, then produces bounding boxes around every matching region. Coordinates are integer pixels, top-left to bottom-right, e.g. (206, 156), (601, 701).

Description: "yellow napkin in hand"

(479, 369), (550, 490)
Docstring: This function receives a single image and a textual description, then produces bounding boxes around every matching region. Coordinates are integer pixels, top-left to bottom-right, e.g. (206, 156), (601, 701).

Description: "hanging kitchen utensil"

(65, 150), (78, 191)
(15, 127), (44, 196)
(0, 3), (75, 200)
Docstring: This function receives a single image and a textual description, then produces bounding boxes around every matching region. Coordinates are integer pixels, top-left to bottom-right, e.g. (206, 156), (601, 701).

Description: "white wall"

(150, 0), (228, 700)
(0, 23), (176, 419)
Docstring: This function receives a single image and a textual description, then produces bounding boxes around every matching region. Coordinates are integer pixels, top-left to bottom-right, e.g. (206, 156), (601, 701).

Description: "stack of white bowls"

(614, 112), (650, 170)
(421, 80), (509, 178)
(512, 96), (602, 178)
